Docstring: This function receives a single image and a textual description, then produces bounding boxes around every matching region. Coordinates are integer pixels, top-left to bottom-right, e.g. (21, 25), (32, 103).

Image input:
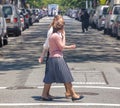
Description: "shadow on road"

(0, 17), (120, 71)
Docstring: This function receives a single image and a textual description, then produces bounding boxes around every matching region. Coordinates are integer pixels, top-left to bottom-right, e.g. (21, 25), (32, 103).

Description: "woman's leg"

(65, 82), (80, 98)
(64, 83), (71, 98)
(42, 83), (51, 98)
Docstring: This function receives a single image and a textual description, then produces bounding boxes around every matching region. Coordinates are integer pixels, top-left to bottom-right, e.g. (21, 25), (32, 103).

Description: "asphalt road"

(0, 16), (120, 108)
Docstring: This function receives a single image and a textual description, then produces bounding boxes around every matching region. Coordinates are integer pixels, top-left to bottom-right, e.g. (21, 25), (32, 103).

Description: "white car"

(0, 5), (8, 47)
(97, 6), (109, 30)
(93, 5), (109, 29)
(2, 4), (22, 36)
(104, 4), (120, 35)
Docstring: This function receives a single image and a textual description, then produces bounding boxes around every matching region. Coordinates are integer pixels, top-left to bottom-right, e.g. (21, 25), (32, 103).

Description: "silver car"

(2, 4), (22, 36)
(104, 4), (120, 35)
(93, 5), (109, 29)
(0, 5), (8, 47)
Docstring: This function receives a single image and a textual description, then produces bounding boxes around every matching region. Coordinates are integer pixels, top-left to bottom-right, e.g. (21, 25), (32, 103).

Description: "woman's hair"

(51, 15), (65, 33)
(50, 15), (63, 27)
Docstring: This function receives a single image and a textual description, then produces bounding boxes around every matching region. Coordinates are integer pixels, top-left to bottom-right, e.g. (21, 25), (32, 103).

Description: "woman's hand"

(38, 57), (44, 63)
(70, 44), (76, 49)
(64, 44), (76, 49)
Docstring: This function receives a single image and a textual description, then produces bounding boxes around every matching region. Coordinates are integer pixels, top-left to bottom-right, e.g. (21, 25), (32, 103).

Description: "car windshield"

(3, 6), (12, 15)
(113, 7), (120, 14)
(103, 7), (108, 15)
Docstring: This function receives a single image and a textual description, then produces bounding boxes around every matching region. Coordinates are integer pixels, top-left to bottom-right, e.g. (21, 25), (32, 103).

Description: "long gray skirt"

(43, 57), (74, 83)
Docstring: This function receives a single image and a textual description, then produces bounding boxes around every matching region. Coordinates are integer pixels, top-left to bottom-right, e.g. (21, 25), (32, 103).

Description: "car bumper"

(7, 26), (20, 34)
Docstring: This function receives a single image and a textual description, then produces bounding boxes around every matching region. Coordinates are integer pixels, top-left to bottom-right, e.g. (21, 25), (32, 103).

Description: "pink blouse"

(49, 33), (64, 57)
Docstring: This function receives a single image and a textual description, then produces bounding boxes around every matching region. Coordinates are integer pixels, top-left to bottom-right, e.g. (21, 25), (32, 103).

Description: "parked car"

(71, 9), (77, 19)
(32, 8), (40, 22)
(111, 15), (118, 37)
(104, 4), (120, 35)
(2, 4), (22, 36)
(111, 15), (120, 39)
(20, 8), (30, 28)
(97, 6), (109, 30)
(18, 10), (26, 31)
(93, 5), (109, 29)
(26, 9), (33, 26)
(0, 5), (8, 47)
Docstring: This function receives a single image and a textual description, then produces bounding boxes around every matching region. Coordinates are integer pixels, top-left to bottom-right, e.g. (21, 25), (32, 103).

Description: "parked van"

(104, 4), (120, 35)
(93, 5), (109, 29)
(0, 5), (8, 47)
(2, 4), (22, 36)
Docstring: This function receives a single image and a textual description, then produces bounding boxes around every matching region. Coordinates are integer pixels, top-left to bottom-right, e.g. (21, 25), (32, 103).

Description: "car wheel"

(16, 29), (21, 36)
(104, 29), (107, 34)
(3, 39), (8, 45)
(117, 35), (120, 39)
(0, 37), (3, 47)
(3, 35), (8, 45)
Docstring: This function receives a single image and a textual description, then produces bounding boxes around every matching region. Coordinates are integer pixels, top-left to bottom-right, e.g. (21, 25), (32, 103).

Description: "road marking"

(0, 87), (7, 89)
(0, 103), (120, 107)
(0, 86), (120, 90)
(72, 82), (106, 85)
(37, 85), (120, 90)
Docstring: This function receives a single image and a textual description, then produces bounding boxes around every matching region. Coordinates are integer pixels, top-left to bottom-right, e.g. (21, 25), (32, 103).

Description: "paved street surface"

(0, 16), (120, 108)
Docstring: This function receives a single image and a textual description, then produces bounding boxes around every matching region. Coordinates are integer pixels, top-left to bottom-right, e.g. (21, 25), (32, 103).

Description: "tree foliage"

(26, 0), (87, 9)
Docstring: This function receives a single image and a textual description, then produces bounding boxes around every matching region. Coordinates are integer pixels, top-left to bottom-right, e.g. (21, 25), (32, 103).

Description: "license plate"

(6, 19), (10, 23)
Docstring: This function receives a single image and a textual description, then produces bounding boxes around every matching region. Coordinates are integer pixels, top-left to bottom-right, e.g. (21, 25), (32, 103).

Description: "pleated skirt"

(43, 57), (74, 83)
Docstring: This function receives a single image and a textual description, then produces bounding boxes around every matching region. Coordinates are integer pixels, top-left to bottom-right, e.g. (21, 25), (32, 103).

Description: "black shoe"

(42, 97), (53, 101)
(72, 96), (84, 101)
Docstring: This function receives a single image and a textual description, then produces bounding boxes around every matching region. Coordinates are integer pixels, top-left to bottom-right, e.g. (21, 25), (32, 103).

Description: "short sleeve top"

(49, 32), (63, 57)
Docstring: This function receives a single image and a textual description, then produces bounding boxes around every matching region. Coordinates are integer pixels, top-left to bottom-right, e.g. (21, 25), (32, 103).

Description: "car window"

(103, 7), (108, 15)
(3, 6), (12, 15)
(117, 16), (120, 22)
(113, 7), (120, 14)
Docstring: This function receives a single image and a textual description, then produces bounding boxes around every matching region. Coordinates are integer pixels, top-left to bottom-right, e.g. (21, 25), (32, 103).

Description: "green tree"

(26, 0), (86, 9)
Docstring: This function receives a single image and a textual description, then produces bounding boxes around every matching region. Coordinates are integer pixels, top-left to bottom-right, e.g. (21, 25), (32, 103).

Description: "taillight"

(25, 14), (29, 18)
(20, 18), (24, 22)
(109, 10), (112, 14)
(14, 18), (18, 23)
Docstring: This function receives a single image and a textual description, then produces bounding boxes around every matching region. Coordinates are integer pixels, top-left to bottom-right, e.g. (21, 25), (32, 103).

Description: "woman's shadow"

(32, 96), (66, 101)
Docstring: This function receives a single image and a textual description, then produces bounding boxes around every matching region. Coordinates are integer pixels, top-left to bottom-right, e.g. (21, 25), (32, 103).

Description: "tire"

(16, 29), (21, 36)
(3, 36), (8, 45)
(3, 34), (8, 45)
(104, 29), (107, 34)
(0, 37), (3, 47)
(3, 39), (8, 45)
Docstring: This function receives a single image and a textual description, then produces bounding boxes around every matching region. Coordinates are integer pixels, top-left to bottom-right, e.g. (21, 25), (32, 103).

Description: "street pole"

(90, 0), (92, 9)
(86, 0), (88, 9)
(17, 0), (21, 8)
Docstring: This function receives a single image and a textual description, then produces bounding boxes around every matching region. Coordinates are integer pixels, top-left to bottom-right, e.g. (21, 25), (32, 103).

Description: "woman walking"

(39, 15), (72, 99)
(40, 15), (84, 101)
